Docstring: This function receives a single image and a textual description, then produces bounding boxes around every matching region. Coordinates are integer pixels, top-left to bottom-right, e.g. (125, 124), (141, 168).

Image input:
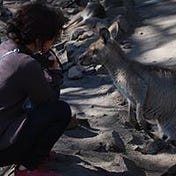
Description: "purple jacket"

(0, 40), (57, 150)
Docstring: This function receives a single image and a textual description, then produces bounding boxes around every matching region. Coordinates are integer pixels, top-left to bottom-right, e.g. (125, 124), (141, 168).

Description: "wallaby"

(82, 27), (176, 146)
(64, 2), (106, 29)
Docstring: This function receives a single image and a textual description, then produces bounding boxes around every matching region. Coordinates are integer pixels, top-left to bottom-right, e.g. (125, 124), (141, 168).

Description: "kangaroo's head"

(89, 27), (111, 62)
(81, 27), (115, 64)
(80, 27), (125, 66)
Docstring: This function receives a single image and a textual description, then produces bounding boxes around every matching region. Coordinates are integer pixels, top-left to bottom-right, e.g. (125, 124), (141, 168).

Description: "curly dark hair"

(6, 2), (65, 45)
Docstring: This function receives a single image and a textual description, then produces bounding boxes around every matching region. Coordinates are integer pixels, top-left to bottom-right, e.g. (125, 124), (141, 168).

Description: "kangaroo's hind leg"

(134, 81), (153, 133)
(127, 99), (140, 129)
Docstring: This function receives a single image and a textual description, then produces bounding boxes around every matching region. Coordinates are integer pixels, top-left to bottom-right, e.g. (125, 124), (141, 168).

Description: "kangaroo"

(82, 27), (176, 146)
(64, 2), (106, 29)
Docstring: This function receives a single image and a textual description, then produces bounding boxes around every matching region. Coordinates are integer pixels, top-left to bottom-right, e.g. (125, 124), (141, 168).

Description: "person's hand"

(43, 69), (52, 82)
(48, 51), (61, 70)
(66, 114), (79, 130)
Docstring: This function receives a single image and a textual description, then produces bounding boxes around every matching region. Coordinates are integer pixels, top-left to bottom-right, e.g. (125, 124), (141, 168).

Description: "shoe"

(14, 166), (62, 176)
(44, 151), (58, 164)
(48, 151), (57, 160)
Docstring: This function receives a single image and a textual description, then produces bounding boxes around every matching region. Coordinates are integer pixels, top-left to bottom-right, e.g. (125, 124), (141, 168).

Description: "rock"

(71, 27), (86, 40)
(0, 6), (12, 18)
(84, 17), (107, 29)
(82, 65), (96, 75)
(54, 40), (67, 51)
(161, 164), (176, 176)
(78, 31), (94, 40)
(62, 61), (75, 71)
(76, 152), (146, 176)
(101, 0), (123, 9)
(95, 65), (108, 74)
(85, 2), (106, 19)
(67, 65), (83, 79)
(75, 0), (89, 8)
(95, 130), (126, 153)
(106, 130), (126, 153)
(136, 139), (169, 155)
(66, 8), (79, 15)
(117, 156), (146, 176)
(65, 41), (80, 62)
(128, 134), (145, 145)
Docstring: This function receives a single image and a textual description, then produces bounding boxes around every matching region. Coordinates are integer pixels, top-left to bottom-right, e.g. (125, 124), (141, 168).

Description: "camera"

(32, 50), (55, 70)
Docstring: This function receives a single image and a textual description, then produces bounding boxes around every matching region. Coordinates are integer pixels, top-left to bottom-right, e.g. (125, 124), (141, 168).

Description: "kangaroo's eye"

(93, 49), (98, 55)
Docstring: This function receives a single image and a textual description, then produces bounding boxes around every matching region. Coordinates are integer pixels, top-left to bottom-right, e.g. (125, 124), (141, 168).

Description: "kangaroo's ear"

(99, 27), (110, 44)
(108, 21), (119, 40)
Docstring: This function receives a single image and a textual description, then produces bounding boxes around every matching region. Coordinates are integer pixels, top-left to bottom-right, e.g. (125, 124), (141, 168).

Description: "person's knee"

(56, 100), (71, 123)
(32, 100), (71, 125)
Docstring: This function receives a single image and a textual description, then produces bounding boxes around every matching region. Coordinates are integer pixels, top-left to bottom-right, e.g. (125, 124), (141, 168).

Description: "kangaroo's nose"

(162, 134), (168, 141)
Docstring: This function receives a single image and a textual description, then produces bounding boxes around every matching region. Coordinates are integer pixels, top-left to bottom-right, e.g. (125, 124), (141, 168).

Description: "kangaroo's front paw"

(140, 120), (153, 131)
(131, 120), (146, 131)
(127, 118), (141, 130)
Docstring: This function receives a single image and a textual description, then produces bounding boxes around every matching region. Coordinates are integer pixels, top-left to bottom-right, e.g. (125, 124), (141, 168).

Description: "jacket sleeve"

(20, 58), (58, 106)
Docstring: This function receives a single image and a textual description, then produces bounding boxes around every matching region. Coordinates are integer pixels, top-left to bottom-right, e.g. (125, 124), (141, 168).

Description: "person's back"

(0, 41), (27, 145)
(0, 40), (32, 119)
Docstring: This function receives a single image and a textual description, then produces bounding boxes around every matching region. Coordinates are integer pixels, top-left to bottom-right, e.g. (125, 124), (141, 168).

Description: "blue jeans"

(0, 100), (71, 170)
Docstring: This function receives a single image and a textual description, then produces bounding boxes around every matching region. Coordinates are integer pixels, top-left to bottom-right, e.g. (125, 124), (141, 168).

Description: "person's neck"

(25, 43), (37, 53)
(17, 44), (34, 55)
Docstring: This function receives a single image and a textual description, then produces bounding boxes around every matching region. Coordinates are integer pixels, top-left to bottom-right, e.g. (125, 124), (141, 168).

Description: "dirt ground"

(54, 1), (176, 176)
(59, 1), (176, 176)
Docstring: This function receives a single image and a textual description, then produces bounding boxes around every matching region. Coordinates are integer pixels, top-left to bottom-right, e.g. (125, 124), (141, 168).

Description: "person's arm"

(20, 58), (57, 106)
(32, 50), (64, 88)
(47, 49), (64, 87)
(46, 50), (64, 97)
